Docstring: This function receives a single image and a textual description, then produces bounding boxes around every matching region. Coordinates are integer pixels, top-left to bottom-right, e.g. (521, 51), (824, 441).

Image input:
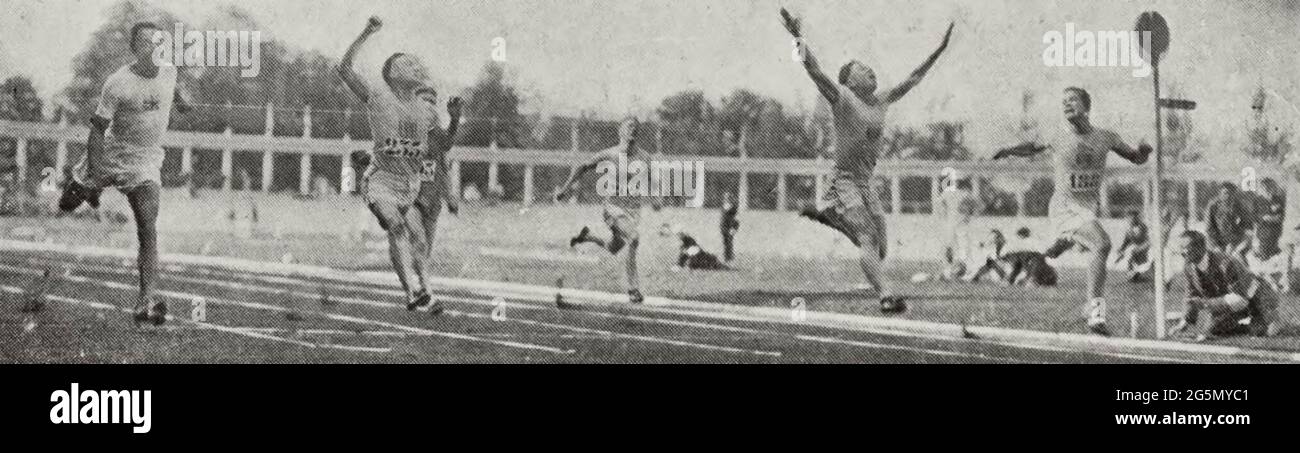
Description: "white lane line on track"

(164, 268), (787, 357)
(35, 259), (1039, 361)
(30, 260), (784, 358)
(158, 263), (1026, 361)
(636, 303), (1208, 364)
(167, 264), (1199, 363)
(1, 284), (391, 354)
(0, 264), (573, 356)
(17, 257), (1210, 363)
(574, 310), (1035, 363)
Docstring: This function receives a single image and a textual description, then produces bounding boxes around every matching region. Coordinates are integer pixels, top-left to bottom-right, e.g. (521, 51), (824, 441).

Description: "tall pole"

(1138, 11), (1171, 340)
(1152, 62), (1166, 339)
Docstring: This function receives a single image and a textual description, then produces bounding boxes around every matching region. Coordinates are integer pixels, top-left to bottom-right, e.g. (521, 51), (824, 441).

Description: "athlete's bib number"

(419, 160), (439, 182)
(1069, 172), (1101, 192)
(377, 138), (424, 158)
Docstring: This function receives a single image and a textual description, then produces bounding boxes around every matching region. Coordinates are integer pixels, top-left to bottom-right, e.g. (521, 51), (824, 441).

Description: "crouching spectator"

(1172, 230), (1279, 341)
(676, 231), (729, 271)
(1001, 227), (1058, 287)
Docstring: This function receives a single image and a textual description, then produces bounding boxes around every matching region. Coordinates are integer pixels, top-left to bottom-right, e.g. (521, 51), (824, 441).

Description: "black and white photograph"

(1, 0), (1298, 436)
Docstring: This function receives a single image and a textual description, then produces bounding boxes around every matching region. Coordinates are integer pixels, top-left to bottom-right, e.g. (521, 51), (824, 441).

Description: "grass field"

(3, 187), (1299, 354)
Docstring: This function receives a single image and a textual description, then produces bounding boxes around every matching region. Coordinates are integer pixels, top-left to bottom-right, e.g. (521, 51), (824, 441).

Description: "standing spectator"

(936, 179), (978, 280)
(720, 192), (740, 262)
(1159, 185), (1191, 286)
(1205, 182), (1252, 260)
(1171, 230), (1279, 341)
(1250, 178), (1285, 262)
(1282, 162), (1300, 281)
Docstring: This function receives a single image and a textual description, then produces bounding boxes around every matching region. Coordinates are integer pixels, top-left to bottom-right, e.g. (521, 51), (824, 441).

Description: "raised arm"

(555, 149), (618, 201)
(337, 17), (382, 103)
(435, 97), (464, 214)
(781, 8), (839, 104)
(882, 22), (954, 104)
(444, 97), (463, 148)
(992, 142), (1048, 160)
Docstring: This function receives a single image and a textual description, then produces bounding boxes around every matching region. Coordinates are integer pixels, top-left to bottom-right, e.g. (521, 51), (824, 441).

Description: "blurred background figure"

(1205, 182), (1253, 261)
(1113, 211), (1152, 283)
(937, 178), (978, 280)
(964, 228), (1007, 283)
(1001, 227), (1057, 287)
(1245, 228), (1289, 293)
(720, 192), (740, 262)
(675, 229), (729, 271)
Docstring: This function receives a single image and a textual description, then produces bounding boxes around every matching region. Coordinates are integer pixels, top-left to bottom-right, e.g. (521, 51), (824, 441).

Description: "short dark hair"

(129, 22), (161, 52)
(382, 52), (410, 87)
(1220, 182), (1237, 192)
(1064, 87), (1091, 111)
(838, 61), (868, 85)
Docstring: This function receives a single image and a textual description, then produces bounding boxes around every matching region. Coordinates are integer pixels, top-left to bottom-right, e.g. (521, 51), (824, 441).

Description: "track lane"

(5, 251), (1257, 363)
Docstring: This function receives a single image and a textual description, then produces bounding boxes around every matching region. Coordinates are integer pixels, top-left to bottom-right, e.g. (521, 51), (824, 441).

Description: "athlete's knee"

(381, 213), (410, 237)
(369, 203), (406, 233)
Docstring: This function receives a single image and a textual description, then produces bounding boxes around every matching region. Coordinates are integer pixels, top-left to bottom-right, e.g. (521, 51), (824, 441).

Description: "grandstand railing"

(0, 118), (1275, 220)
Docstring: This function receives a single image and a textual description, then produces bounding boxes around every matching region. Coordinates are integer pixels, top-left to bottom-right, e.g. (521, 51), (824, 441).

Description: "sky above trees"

(1, 0), (1296, 160)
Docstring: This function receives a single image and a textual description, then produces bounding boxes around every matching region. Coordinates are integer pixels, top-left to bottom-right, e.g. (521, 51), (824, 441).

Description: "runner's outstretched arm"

(554, 156), (604, 202)
(781, 8), (839, 104)
(555, 146), (625, 202)
(992, 143), (1048, 160)
(1108, 135), (1153, 164)
(882, 22), (954, 103)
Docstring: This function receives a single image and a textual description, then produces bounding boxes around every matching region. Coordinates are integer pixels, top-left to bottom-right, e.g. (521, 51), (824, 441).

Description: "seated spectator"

(1113, 212), (1152, 283)
(1244, 228), (1288, 293)
(1171, 230), (1279, 341)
